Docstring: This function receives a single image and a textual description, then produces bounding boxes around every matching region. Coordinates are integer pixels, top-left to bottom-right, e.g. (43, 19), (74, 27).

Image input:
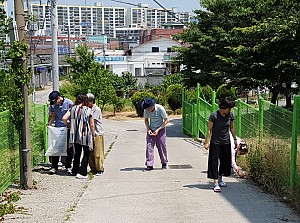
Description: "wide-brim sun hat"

(141, 98), (156, 109)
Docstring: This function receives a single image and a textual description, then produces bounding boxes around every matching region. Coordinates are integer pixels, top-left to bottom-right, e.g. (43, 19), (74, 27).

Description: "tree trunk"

(285, 94), (292, 108)
(271, 90), (279, 104)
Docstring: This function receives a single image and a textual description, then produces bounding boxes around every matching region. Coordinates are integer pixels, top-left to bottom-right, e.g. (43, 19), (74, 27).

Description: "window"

(167, 47), (172, 53)
(152, 47), (159, 52)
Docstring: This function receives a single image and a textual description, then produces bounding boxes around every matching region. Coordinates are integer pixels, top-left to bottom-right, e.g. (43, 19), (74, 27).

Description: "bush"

(184, 88), (197, 104)
(166, 84), (183, 111)
(112, 96), (126, 115)
(200, 85), (213, 102)
(59, 82), (83, 101)
(131, 91), (156, 117)
(216, 84), (237, 101)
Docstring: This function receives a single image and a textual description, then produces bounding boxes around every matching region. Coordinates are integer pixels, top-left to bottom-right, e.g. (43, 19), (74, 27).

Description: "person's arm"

(89, 116), (96, 138)
(48, 112), (56, 126)
(62, 110), (71, 127)
(230, 121), (238, 149)
(152, 117), (168, 136)
(231, 138), (238, 170)
(204, 121), (213, 150)
(144, 117), (152, 135)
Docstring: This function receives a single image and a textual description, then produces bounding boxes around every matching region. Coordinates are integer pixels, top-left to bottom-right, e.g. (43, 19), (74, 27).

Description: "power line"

(152, 0), (180, 22)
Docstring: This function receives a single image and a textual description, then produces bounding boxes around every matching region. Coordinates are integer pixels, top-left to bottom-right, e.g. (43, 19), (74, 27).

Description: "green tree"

(216, 84), (237, 101)
(66, 45), (119, 109)
(166, 84), (184, 111)
(174, 0), (300, 107)
(131, 91), (156, 117)
(117, 72), (137, 97)
(162, 73), (184, 89)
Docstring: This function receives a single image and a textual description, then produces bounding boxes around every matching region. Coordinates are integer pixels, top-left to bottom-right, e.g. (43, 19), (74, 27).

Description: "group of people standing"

(46, 91), (242, 191)
(47, 91), (105, 179)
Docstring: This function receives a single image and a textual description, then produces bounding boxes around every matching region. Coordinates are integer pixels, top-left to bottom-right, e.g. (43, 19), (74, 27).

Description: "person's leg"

(145, 134), (156, 168)
(207, 143), (220, 180)
(91, 135), (104, 172)
(72, 143), (82, 175)
(65, 129), (74, 169)
(50, 156), (59, 170)
(88, 148), (96, 173)
(207, 144), (221, 192)
(78, 145), (90, 176)
(97, 135), (105, 172)
(218, 144), (232, 186)
(155, 128), (168, 165)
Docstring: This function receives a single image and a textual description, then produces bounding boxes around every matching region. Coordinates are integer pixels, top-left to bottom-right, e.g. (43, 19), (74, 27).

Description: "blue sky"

(7, 0), (202, 14)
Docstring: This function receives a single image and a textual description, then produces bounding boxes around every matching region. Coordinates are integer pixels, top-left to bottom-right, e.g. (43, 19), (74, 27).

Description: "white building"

(29, 2), (190, 40)
(96, 37), (181, 85)
(128, 4), (190, 29)
(0, 1), (8, 43)
(31, 2), (126, 38)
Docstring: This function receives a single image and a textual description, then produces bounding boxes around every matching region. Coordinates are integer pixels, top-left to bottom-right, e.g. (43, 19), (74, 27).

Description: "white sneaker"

(95, 171), (104, 176)
(76, 173), (88, 179)
(66, 168), (72, 175)
(49, 168), (56, 175)
(214, 183), (221, 192)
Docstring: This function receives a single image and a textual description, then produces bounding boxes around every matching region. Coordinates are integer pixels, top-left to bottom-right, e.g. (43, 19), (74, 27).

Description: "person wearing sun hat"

(141, 97), (169, 171)
(48, 90), (73, 175)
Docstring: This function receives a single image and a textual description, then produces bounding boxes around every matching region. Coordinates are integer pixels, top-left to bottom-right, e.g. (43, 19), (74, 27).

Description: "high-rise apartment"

(30, 2), (190, 39)
(128, 4), (190, 28)
(0, 1), (8, 42)
(31, 2), (126, 38)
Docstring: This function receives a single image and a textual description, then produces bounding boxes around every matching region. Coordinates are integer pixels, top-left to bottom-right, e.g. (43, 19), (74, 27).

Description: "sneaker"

(66, 168), (72, 175)
(218, 179), (227, 187)
(95, 171), (104, 176)
(162, 164), (167, 169)
(145, 166), (153, 171)
(214, 183), (221, 192)
(49, 168), (57, 175)
(76, 173), (88, 179)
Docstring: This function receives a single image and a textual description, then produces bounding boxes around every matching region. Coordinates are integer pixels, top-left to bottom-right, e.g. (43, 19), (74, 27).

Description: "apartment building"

(128, 3), (190, 29)
(30, 2), (190, 40)
(0, 1), (8, 42)
(31, 2), (126, 38)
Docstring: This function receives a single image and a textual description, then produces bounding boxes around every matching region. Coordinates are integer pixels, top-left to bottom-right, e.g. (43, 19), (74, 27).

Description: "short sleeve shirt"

(49, 97), (73, 127)
(91, 104), (103, 136)
(209, 110), (234, 145)
(143, 104), (167, 131)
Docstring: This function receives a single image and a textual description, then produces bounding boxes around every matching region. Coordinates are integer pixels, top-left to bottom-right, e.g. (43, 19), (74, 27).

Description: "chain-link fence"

(182, 84), (299, 191)
(0, 104), (48, 193)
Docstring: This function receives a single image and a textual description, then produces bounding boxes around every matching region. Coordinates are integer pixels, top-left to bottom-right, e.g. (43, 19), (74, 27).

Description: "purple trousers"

(145, 128), (168, 167)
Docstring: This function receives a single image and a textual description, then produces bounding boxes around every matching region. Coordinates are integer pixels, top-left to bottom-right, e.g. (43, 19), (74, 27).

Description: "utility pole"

(27, 0), (35, 102)
(51, 0), (59, 91)
(14, 0), (33, 189)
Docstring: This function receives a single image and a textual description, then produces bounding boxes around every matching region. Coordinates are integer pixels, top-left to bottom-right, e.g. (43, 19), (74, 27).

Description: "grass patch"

(243, 135), (300, 212)
(0, 191), (21, 219)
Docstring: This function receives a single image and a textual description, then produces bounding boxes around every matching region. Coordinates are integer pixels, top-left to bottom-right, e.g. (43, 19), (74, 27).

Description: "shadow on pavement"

(183, 179), (298, 223)
(183, 183), (212, 190)
(120, 167), (146, 172)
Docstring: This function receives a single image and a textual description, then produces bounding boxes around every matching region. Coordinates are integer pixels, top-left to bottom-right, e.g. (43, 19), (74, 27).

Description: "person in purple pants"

(141, 98), (169, 171)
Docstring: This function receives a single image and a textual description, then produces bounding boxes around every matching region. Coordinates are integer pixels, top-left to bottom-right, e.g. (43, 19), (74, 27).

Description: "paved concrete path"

(70, 118), (300, 223)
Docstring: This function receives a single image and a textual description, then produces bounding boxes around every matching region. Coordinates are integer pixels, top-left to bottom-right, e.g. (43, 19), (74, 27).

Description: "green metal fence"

(0, 111), (19, 193)
(182, 84), (299, 188)
(0, 104), (48, 193)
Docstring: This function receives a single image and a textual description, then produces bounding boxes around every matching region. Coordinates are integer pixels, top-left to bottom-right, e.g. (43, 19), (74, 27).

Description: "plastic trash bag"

(45, 126), (67, 156)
